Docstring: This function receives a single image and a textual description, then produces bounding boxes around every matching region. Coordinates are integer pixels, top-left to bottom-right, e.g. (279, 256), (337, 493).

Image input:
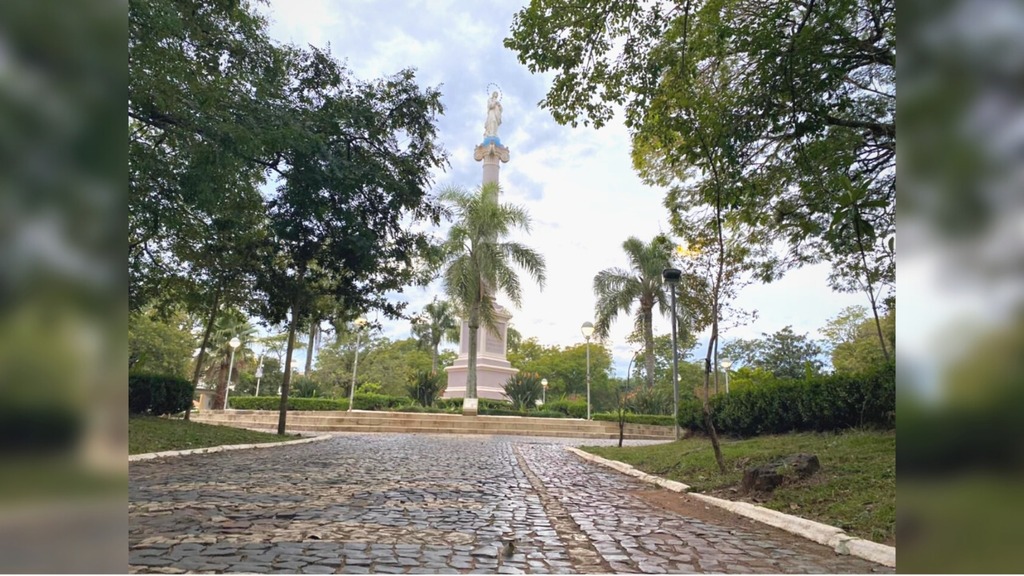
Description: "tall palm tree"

(441, 182), (546, 399)
(412, 297), (459, 372)
(202, 309), (258, 409)
(593, 234), (674, 390)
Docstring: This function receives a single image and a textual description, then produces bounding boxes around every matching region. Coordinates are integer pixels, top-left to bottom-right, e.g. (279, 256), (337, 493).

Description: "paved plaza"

(129, 434), (891, 573)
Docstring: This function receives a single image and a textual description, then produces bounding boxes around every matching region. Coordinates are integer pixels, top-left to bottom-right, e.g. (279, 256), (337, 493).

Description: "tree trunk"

(854, 210), (891, 364)
(214, 357), (228, 410)
(467, 307), (479, 399)
(703, 183), (728, 474)
(713, 339), (720, 395)
(278, 301), (301, 435)
(643, 304), (655, 389)
(305, 318), (317, 374)
(185, 288), (220, 421)
(431, 337), (439, 373)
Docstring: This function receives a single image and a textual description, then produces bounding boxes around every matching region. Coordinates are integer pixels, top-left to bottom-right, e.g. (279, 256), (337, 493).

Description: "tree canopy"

(506, 0), (895, 292)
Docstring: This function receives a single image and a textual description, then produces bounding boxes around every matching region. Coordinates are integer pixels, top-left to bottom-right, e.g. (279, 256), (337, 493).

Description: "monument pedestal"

(443, 305), (517, 401)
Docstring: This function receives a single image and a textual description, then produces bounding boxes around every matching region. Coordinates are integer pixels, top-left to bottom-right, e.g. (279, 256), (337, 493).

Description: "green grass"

(583, 429), (895, 545)
(129, 416), (297, 455)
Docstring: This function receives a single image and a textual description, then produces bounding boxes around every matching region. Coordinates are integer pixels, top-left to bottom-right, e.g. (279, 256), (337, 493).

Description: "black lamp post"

(662, 267), (682, 440)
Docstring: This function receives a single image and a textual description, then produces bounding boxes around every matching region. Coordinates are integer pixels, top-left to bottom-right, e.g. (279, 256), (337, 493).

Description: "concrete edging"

(565, 446), (895, 568)
(129, 434), (333, 462)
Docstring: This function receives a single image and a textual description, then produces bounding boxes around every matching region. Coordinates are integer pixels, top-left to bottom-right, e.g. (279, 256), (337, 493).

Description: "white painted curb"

(129, 434), (333, 462)
(565, 446), (895, 568)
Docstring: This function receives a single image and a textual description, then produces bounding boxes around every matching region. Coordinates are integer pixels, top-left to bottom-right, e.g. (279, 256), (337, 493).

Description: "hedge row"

(129, 374), (194, 415)
(229, 392), (415, 411)
(592, 412), (676, 426)
(479, 409), (566, 418)
(679, 365), (895, 437)
(541, 399), (588, 419)
(229, 396), (348, 411)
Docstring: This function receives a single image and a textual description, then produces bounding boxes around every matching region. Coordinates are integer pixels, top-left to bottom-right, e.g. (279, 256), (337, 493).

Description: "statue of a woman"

(484, 91), (502, 138)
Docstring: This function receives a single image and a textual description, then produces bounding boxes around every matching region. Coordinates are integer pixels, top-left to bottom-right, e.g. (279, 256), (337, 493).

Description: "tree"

(722, 326), (825, 379)
(440, 182), (546, 399)
(508, 339), (616, 411)
(822, 305), (895, 374)
(315, 336), (434, 398)
(128, 309), (194, 378)
(257, 48), (449, 435)
(199, 309), (258, 409)
(236, 356), (283, 397)
(592, 235), (675, 390)
(411, 298), (459, 372)
(506, 0), (895, 294)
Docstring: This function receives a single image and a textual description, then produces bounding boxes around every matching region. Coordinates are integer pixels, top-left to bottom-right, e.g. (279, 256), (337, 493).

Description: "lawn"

(129, 416), (297, 455)
(583, 429), (895, 545)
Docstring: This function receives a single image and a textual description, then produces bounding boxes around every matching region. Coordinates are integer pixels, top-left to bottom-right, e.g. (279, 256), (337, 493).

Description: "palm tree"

(202, 309), (258, 409)
(440, 182), (546, 399)
(412, 297), (459, 372)
(593, 234), (674, 390)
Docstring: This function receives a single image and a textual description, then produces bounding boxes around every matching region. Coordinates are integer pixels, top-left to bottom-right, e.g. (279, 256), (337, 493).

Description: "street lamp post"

(349, 317), (368, 412)
(254, 354), (264, 396)
(541, 378), (548, 404)
(662, 268), (682, 440)
(581, 321), (595, 420)
(224, 337), (241, 409)
(721, 359), (732, 394)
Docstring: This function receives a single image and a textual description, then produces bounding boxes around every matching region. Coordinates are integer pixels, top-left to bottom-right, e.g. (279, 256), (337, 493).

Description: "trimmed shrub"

(406, 371), (446, 407)
(352, 392), (408, 411)
(480, 398), (514, 411)
(478, 408), (566, 418)
(129, 374), (194, 415)
(679, 365), (895, 437)
(435, 398), (463, 410)
(229, 396), (349, 411)
(502, 372), (543, 410)
(393, 405), (449, 414)
(592, 412), (675, 426)
(543, 399), (588, 419)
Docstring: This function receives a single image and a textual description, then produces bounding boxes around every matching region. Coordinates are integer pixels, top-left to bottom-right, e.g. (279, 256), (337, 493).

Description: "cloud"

(252, 1), (875, 378)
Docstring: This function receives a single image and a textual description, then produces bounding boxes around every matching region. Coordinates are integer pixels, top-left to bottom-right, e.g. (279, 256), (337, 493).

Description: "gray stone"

(300, 565), (337, 574)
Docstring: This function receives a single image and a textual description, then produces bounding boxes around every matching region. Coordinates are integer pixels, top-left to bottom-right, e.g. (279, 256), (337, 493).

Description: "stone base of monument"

(462, 398), (478, 416)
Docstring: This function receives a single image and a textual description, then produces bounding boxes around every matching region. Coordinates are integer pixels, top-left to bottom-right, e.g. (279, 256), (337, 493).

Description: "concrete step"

(192, 409), (676, 440)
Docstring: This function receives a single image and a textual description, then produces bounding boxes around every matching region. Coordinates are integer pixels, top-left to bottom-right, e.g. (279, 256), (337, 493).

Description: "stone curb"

(129, 434), (333, 462)
(565, 446), (895, 568)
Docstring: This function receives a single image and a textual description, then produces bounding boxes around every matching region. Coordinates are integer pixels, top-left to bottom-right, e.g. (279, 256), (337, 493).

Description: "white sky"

(256, 0), (868, 377)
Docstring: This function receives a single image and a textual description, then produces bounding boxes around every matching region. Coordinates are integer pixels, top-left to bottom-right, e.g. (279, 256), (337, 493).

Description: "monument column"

(443, 90), (518, 404)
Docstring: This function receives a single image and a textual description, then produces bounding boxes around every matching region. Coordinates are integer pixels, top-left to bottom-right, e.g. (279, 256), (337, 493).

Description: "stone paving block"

(129, 435), (892, 575)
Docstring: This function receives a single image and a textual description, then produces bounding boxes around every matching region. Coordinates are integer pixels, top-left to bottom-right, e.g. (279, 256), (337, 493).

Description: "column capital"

(474, 142), (510, 163)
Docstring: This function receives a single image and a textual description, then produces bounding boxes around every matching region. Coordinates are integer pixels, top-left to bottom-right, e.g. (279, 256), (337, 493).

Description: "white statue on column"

(484, 91), (502, 138)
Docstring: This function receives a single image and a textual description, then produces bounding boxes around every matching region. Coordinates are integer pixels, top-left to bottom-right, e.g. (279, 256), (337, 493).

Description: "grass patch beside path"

(129, 416), (297, 455)
(583, 429), (895, 545)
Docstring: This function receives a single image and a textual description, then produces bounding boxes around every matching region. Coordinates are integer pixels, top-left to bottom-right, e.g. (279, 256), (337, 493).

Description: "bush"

(543, 398), (588, 419)
(502, 372), (543, 410)
(406, 371), (446, 407)
(357, 382), (383, 395)
(435, 398), (463, 410)
(290, 376), (322, 398)
(679, 365), (895, 437)
(592, 412), (675, 426)
(478, 408), (566, 418)
(352, 392), (408, 411)
(393, 405), (449, 414)
(129, 374), (194, 415)
(624, 386), (673, 415)
(229, 396), (349, 411)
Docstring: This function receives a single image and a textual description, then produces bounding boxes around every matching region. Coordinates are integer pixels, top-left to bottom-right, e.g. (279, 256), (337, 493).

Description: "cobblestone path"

(129, 434), (891, 573)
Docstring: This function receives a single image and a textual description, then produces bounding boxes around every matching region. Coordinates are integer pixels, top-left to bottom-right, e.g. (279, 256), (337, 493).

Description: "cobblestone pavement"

(129, 434), (892, 573)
